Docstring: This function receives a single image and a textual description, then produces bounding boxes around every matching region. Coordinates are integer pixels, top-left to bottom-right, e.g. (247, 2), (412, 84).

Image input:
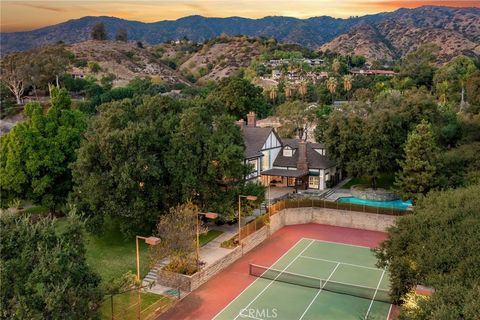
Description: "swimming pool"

(337, 197), (413, 210)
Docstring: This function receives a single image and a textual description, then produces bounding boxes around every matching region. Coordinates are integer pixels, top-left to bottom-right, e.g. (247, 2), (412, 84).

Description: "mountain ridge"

(1, 6), (479, 61)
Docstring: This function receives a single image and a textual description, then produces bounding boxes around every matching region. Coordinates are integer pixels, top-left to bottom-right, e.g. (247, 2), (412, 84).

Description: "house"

(71, 67), (85, 79)
(239, 112), (339, 190)
(349, 69), (398, 76)
(237, 112), (282, 181)
(262, 139), (339, 190)
(272, 70), (282, 80)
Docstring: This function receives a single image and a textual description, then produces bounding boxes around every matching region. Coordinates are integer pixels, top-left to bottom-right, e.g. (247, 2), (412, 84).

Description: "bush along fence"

(238, 198), (409, 241)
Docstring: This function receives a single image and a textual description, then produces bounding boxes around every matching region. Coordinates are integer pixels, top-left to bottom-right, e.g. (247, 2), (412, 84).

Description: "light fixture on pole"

(135, 236), (161, 320)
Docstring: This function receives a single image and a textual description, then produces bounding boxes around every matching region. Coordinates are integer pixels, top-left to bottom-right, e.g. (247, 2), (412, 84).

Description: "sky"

(1, 0), (479, 32)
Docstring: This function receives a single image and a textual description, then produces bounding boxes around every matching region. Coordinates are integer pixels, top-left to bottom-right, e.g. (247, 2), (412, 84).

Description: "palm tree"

(326, 77), (337, 105)
(284, 85), (293, 100)
(436, 80), (449, 105)
(269, 87), (278, 103)
(298, 81), (308, 101)
(332, 59), (341, 75)
(343, 75), (352, 101)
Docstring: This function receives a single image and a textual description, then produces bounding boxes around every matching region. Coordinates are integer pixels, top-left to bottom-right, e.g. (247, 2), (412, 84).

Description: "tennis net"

(249, 264), (391, 303)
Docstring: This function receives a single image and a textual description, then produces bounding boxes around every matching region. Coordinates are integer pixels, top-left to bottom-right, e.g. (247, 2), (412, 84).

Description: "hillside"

(176, 37), (263, 82)
(320, 6), (480, 62)
(68, 41), (189, 86)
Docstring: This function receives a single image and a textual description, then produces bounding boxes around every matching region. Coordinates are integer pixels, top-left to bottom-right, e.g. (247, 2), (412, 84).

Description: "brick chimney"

(247, 111), (256, 128)
(235, 119), (245, 127)
(297, 140), (308, 173)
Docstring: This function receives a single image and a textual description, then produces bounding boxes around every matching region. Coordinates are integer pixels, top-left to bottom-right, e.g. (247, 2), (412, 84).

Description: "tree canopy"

(375, 184), (480, 319)
(71, 95), (247, 236)
(0, 87), (87, 210)
(0, 212), (102, 319)
(207, 77), (270, 119)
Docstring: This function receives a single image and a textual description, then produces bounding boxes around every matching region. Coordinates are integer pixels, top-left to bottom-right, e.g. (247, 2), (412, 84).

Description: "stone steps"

(142, 261), (167, 287)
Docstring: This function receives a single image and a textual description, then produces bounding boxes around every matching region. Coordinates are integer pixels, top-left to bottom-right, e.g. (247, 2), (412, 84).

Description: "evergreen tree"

(395, 120), (438, 201)
(91, 22), (107, 40)
(0, 87), (87, 210)
(115, 29), (128, 42)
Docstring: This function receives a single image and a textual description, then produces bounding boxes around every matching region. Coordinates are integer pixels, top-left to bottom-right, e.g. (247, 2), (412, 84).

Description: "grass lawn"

(55, 217), (151, 282)
(342, 173), (396, 190)
(56, 218), (172, 319)
(199, 229), (223, 246)
(100, 291), (174, 320)
(21, 205), (49, 215)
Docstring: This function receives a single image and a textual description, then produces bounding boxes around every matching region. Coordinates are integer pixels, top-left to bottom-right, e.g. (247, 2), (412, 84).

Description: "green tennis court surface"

(214, 238), (392, 320)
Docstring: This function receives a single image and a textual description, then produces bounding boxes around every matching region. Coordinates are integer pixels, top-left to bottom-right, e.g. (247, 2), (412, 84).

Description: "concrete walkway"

(142, 221), (245, 296)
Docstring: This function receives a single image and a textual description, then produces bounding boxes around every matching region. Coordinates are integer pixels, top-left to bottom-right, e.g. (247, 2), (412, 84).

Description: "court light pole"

(135, 236), (161, 320)
(238, 195), (258, 245)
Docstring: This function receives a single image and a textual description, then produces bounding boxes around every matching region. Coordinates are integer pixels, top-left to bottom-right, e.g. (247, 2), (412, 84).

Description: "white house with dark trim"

(239, 112), (282, 180)
(239, 112), (340, 190)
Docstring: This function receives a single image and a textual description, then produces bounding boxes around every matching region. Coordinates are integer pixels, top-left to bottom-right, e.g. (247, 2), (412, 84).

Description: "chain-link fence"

(102, 286), (177, 320)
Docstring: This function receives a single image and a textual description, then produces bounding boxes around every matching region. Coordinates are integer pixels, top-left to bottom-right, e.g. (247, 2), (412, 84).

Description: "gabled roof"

(273, 139), (335, 169)
(242, 127), (273, 159)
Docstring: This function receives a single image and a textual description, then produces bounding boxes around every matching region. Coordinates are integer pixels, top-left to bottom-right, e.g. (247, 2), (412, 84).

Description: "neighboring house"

(71, 67), (85, 79)
(349, 69), (398, 76)
(239, 112), (340, 190)
(272, 70), (282, 80)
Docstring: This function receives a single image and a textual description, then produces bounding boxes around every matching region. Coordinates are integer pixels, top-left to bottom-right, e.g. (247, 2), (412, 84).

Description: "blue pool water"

(337, 197), (413, 210)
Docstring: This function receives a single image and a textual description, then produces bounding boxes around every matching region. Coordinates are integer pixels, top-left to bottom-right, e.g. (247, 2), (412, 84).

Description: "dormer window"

(283, 146), (293, 157)
(315, 148), (325, 155)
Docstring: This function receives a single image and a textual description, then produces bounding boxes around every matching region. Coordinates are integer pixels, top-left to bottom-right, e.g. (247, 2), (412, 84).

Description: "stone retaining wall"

(271, 207), (396, 232)
(156, 226), (269, 292)
(156, 208), (398, 292)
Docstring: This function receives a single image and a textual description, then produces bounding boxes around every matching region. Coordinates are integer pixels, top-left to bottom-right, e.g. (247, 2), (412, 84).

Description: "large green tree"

(375, 184), (480, 319)
(71, 96), (179, 235)
(400, 44), (439, 88)
(433, 56), (477, 106)
(395, 120), (439, 201)
(274, 100), (316, 140)
(165, 107), (245, 209)
(0, 87), (87, 210)
(0, 212), (102, 319)
(207, 76), (270, 119)
(71, 96), (246, 236)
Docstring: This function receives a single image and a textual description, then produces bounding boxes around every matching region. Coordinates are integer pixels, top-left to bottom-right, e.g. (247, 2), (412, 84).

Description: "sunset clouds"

(1, 0), (479, 32)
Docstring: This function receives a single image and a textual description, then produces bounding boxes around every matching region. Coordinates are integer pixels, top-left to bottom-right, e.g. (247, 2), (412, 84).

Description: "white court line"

(365, 269), (386, 320)
(232, 240), (316, 320)
(298, 262), (341, 320)
(238, 310), (264, 320)
(301, 237), (373, 249)
(212, 238), (306, 320)
(386, 304), (393, 320)
(299, 255), (383, 271)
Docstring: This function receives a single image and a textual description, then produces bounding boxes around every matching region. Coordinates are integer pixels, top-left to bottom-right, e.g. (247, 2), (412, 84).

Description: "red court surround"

(157, 223), (398, 320)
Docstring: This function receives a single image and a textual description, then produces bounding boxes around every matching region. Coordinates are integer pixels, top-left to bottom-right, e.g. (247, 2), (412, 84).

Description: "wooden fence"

(238, 198), (408, 241)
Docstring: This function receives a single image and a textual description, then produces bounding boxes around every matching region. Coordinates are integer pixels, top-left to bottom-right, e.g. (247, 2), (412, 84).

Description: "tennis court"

(213, 238), (392, 320)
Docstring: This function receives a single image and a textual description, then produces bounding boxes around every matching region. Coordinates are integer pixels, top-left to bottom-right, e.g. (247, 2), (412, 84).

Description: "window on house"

(283, 146), (293, 157)
(287, 177), (296, 187)
(262, 151), (270, 170)
(315, 148), (325, 155)
(309, 176), (319, 189)
(248, 159), (258, 176)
